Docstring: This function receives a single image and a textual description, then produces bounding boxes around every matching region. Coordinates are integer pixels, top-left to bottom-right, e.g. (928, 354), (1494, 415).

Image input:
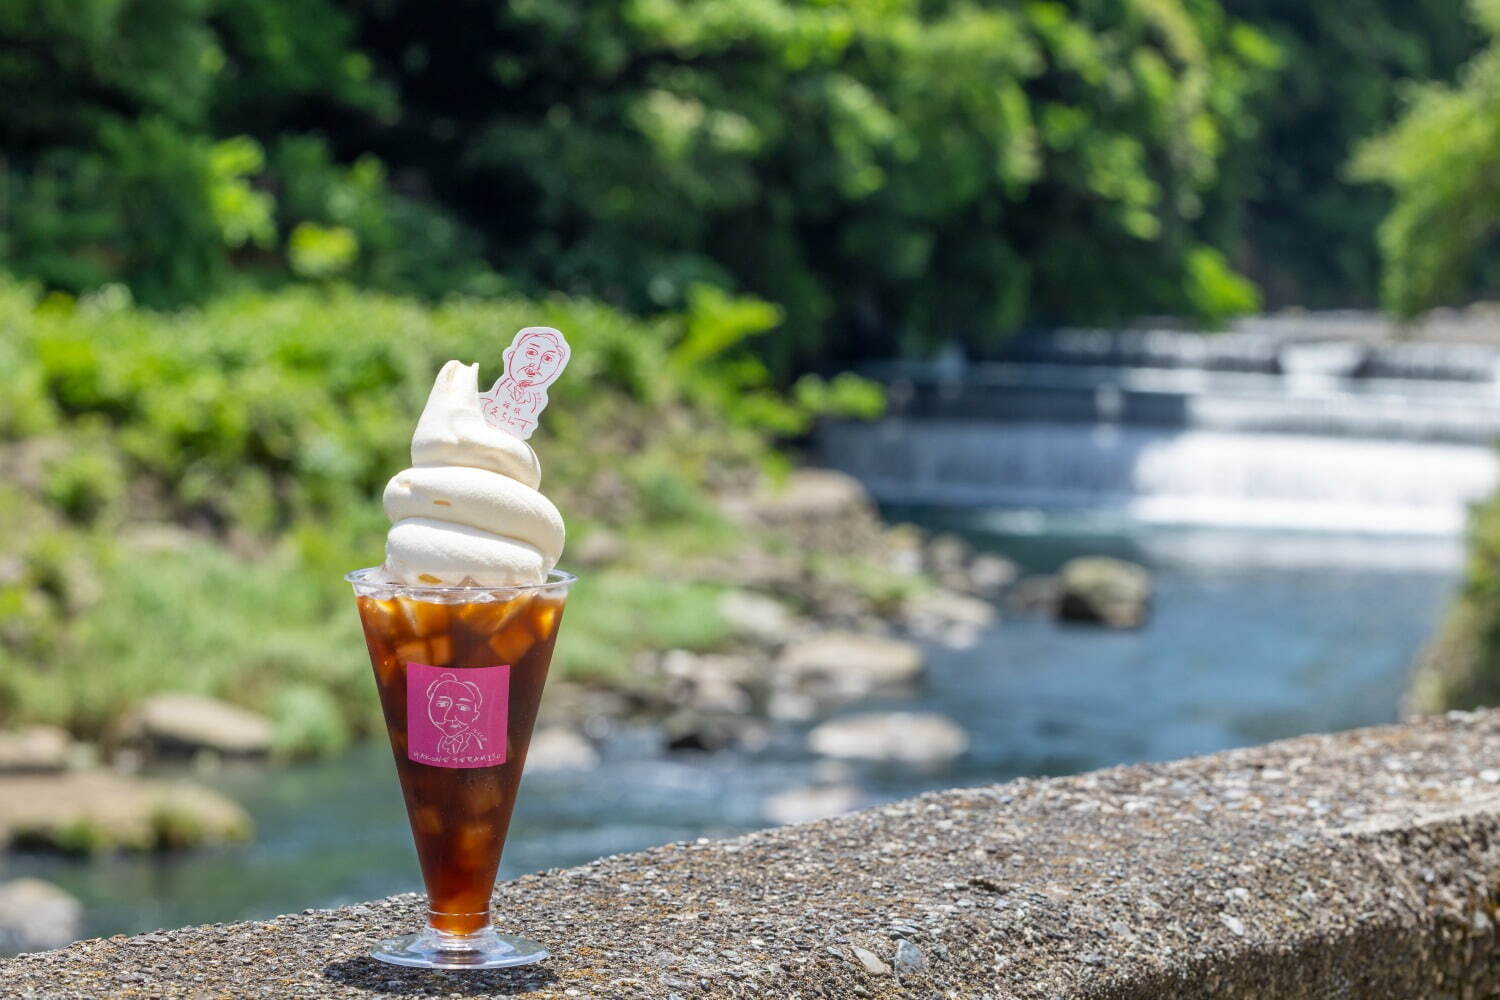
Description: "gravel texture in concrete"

(6, 711), (1500, 998)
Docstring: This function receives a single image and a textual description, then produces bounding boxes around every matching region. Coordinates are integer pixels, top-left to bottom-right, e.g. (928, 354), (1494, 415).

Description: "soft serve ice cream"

(382, 360), (565, 586)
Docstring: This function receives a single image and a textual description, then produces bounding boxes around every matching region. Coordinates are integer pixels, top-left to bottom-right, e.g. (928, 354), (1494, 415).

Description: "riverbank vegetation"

(1359, 4), (1500, 714)
(0, 279), (885, 754)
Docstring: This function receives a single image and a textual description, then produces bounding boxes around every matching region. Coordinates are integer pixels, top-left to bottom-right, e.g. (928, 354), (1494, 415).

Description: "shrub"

(0, 279), (878, 748)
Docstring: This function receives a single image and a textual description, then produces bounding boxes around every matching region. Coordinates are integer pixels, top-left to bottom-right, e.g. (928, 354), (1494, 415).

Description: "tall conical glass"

(347, 566), (575, 969)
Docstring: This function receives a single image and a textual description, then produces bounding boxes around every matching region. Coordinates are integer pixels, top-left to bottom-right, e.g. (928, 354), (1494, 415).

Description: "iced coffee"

(349, 346), (573, 969)
(353, 577), (568, 935)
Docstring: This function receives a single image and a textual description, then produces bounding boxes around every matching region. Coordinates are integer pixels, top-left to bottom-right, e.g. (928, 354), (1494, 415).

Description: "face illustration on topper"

(480, 327), (571, 441)
(426, 671), (487, 755)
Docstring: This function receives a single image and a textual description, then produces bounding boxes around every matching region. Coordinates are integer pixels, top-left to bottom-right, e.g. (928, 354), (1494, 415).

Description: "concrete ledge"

(7, 711), (1500, 998)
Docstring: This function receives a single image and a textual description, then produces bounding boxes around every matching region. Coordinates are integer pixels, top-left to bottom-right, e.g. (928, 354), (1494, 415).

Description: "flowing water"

(6, 515), (1461, 945)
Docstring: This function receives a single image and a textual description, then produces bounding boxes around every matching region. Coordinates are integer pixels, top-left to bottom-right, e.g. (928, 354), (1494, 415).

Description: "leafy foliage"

(1354, 1), (1500, 316)
(0, 0), (1293, 361)
(1409, 490), (1500, 714)
(353, 0), (1275, 363)
(1222, 0), (1478, 308)
(0, 278), (875, 751)
(1, 0), (1485, 354)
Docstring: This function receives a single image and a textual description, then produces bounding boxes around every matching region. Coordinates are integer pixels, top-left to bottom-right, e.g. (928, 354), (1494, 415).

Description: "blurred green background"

(8, 0), (1500, 752)
(5, 0), (1497, 349)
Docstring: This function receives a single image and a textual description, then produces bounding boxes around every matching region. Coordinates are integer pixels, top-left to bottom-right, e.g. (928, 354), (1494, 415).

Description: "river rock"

(762, 784), (861, 826)
(1055, 557), (1152, 628)
(525, 727), (599, 772)
(924, 533), (971, 580)
(967, 553), (1020, 594)
(775, 632), (924, 703)
(127, 694), (273, 757)
(0, 726), (73, 774)
(0, 878), (82, 953)
(662, 711), (740, 754)
(659, 651), (757, 714)
(1007, 574), (1061, 614)
(537, 682), (633, 731)
(883, 524), (926, 577)
(808, 712), (969, 766)
(0, 770), (251, 852)
(718, 591), (794, 647)
(766, 689), (818, 722)
(916, 530), (1021, 596)
(902, 589), (996, 647)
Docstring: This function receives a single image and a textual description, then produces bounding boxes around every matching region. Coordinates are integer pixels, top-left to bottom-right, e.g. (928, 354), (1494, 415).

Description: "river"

(3, 512), (1461, 946)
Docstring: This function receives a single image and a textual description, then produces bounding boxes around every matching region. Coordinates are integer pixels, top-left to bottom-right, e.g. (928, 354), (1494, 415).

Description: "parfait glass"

(347, 567), (575, 969)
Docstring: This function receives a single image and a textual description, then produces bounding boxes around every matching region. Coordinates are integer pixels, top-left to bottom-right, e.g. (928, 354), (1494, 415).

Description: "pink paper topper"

(479, 326), (571, 441)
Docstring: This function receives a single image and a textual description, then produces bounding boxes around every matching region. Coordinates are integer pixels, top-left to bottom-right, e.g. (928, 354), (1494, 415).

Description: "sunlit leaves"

(1355, 7), (1500, 316)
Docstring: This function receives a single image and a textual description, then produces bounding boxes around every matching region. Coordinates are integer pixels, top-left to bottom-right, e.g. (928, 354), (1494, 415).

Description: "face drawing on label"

(509, 329), (567, 388)
(426, 671), (487, 755)
(479, 327), (571, 441)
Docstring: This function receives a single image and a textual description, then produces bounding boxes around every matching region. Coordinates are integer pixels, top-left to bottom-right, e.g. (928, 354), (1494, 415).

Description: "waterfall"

(821, 325), (1500, 534)
(821, 420), (1498, 533)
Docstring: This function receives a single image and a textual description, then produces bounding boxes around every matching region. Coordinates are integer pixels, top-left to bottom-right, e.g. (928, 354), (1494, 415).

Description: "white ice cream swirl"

(382, 360), (565, 586)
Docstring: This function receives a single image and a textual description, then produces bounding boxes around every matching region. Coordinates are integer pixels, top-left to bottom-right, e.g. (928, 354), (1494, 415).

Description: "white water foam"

(821, 419), (1500, 536)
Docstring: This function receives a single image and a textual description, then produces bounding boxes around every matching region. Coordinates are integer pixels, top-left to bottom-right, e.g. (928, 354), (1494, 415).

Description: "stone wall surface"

(6, 711), (1500, 998)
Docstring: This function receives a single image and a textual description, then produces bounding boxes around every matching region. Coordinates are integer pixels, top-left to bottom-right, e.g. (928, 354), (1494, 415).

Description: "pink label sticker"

(406, 662), (509, 769)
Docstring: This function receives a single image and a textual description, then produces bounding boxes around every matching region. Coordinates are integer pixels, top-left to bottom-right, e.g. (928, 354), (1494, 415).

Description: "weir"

(822, 324), (1500, 533)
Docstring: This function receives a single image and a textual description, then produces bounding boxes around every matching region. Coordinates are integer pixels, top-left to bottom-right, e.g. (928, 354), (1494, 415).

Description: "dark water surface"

(8, 516), (1462, 945)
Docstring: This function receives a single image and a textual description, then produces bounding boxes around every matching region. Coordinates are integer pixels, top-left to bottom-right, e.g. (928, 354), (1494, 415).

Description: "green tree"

(28, 0), (1483, 362)
(349, 0), (1274, 366)
(1224, 0), (1479, 308)
(1354, 0), (1500, 317)
(0, 0), (431, 306)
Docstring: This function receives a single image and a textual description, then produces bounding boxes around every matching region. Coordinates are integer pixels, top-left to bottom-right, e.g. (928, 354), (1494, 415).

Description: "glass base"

(371, 925), (549, 970)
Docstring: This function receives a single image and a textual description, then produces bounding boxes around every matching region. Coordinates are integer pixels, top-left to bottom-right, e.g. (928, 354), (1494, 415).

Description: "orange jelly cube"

(456, 596), (530, 635)
(360, 597), (402, 635)
(400, 600), (450, 637)
(530, 600), (561, 641)
(395, 639), (430, 665)
(487, 631), (533, 665)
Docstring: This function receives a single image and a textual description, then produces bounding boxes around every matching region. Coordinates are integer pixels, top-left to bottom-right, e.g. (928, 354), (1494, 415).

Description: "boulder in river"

(659, 650), (756, 715)
(0, 878), (82, 953)
(0, 726), (74, 774)
(775, 632), (924, 703)
(0, 770), (251, 852)
(1055, 557), (1152, 629)
(966, 553), (1020, 595)
(127, 694), (273, 758)
(1006, 574), (1062, 614)
(807, 712), (969, 766)
(524, 727), (599, 772)
(902, 588), (996, 647)
(662, 710), (768, 754)
(922, 536), (1019, 596)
